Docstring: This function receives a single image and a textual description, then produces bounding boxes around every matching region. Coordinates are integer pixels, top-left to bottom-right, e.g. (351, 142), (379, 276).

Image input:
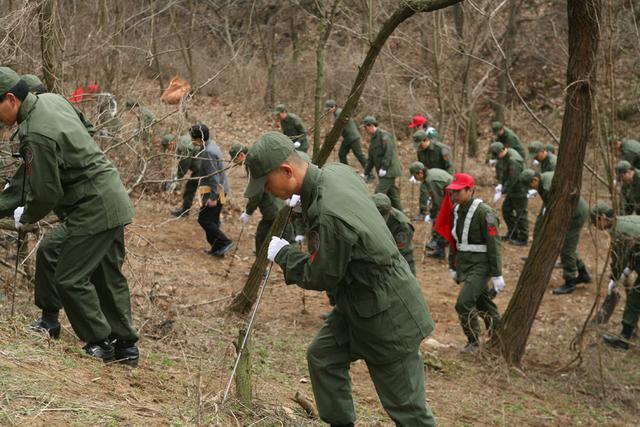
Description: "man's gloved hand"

(378, 169), (387, 177)
(532, 159), (540, 166)
(488, 159), (497, 166)
(622, 267), (632, 277)
(424, 215), (431, 224)
(293, 141), (301, 149)
(240, 211), (251, 224)
(491, 276), (506, 293)
(449, 269), (457, 282)
(295, 235), (305, 244)
(495, 184), (503, 193)
(14, 206), (24, 230)
(492, 190), (502, 204)
(287, 194), (302, 213)
(267, 236), (289, 261)
(607, 279), (617, 294)
(527, 189), (538, 199)
(409, 175), (417, 185)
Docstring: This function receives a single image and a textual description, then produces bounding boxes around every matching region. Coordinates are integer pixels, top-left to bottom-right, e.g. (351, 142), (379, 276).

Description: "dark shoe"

(427, 248), (445, 260)
(114, 340), (140, 367)
(171, 207), (189, 217)
(575, 266), (592, 285)
(500, 235), (510, 241)
(414, 213), (426, 221)
(555, 261), (564, 269)
(212, 241), (235, 257)
(603, 334), (630, 350)
(460, 342), (479, 354)
(319, 312), (331, 320)
(30, 318), (61, 339)
(83, 340), (115, 362)
(365, 174), (375, 183)
(552, 280), (577, 295)
(508, 238), (527, 246)
(425, 239), (438, 251)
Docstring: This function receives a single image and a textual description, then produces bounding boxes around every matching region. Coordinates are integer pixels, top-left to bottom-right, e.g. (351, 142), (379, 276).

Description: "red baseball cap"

(408, 114), (427, 128)
(446, 173), (475, 190)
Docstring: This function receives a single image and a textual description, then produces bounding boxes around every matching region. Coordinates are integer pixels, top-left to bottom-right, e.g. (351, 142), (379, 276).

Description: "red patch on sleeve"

(489, 226), (497, 236)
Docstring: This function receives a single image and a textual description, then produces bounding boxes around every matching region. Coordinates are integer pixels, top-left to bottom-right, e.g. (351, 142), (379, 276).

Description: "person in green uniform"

(169, 133), (201, 217)
(126, 100), (156, 143)
(611, 136), (640, 169)
(413, 129), (453, 174)
(527, 140), (557, 172)
(520, 169), (591, 294)
(245, 132), (436, 426)
(492, 121), (526, 160)
(362, 116), (404, 211)
(616, 160), (640, 215)
(408, 114), (440, 141)
(0, 67), (138, 364)
(445, 173), (504, 352)
(324, 100), (367, 169)
(591, 203), (640, 350)
(372, 193), (416, 275)
(409, 161), (453, 259)
(490, 142), (528, 245)
(273, 103), (308, 153)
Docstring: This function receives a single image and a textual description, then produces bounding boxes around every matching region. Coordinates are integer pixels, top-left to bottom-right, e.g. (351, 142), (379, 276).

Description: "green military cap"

(229, 143), (248, 159)
(125, 100), (138, 108)
(546, 143), (556, 154)
(590, 202), (614, 223)
(160, 134), (175, 146)
(409, 161), (426, 175)
(608, 135), (621, 145)
(413, 130), (428, 142)
(273, 103), (286, 114)
(297, 150), (312, 164)
(615, 160), (633, 175)
(21, 74), (47, 93)
(244, 132), (295, 198)
(491, 121), (503, 133)
(360, 115), (377, 128)
(324, 99), (337, 108)
(527, 140), (544, 155)
(489, 141), (505, 157)
(0, 66), (20, 95)
(519, 169), (537, 186)
(372, 193), (392, 218)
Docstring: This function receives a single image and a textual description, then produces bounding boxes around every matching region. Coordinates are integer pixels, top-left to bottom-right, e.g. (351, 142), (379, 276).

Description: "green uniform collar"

(300, 163), (321, 212)
(17, 93), (38, 125)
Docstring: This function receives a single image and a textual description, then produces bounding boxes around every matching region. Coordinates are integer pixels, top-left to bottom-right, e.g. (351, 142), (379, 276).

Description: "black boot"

(427, 245), (445, 260)
(30, 310), (61, 339)
(425, 239), (438, 251)
(603, 324), (632, 350)
(114, 340), (140, 367)
(170, 207), (189, 217)
(553, 279), (577, 295)
(575, 266), (592, 285)
(331, 424), (354, 427)
(84, 340), (115, 362)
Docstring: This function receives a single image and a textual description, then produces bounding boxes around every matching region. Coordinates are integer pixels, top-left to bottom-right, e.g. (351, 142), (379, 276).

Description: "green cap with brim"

(491, 121), (503, 133)
(161, 134), (176, 146)
(519, 169), (536, 187)
(372, 193), (391, 218)
(21, 74), (46, 93)
(0, 67), (20, 95)
(325, 99), (336, 109)
(125, 100), (138, 108)
(590, 202), (614, 223)
(273, 103), (286, 114)
(244, 132), (295, 198)
(360, 115), (377, 128)
(229, 143), (248, 159)
(615, 160), (632, 175)
(409, 161), (426, 175)
(489, 141), (505, 157)
(413, 130), (428, 143)
(527, 140), (544, 155)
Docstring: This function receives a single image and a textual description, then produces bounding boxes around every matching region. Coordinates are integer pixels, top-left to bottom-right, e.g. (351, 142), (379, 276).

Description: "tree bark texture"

(490, 0), (601, 365)
(494, 0), (521, 124)
(39, 0), (64, 93)
(234, 328), (252, 405)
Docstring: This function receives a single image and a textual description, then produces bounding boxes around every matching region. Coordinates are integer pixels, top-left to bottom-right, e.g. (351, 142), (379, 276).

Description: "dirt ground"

(1, 99), (639, 426)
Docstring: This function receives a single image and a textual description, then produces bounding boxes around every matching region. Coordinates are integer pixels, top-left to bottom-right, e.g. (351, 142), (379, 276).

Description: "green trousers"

(376, 177), (403, 212)
(339, 138), (367, 169)
(622, 275), (640, 330)
(181, 177), (198, 211)
(534, 210), (586, 280)
(502, 194), (528, 241)
(455, 268), (501, 344)
(306, 323), (436, 426)
(38, 224), (138, 344)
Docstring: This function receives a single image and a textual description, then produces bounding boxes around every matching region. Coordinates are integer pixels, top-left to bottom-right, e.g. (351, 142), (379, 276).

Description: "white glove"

(295, 235), (305, 244)
(3, 182), (9, 190)
(491, 276), (506, 293)
(14, 206), (24, 230)
(240, 211), (251, 224)
(293, 141), (301, 149)
(287, 194), (302, 213)
(409, 176), (417, 185)
(492, 190), (502, 204)
(424, 215), (431, 224)
(449, 269), (457, 281)
(495, 184), (503, 192)
(607, 279), (617, 294)
(378, 169), (387, 177)
(267, 236), (289, 261)
(622, 267), (632, 277)
(532, 159), (540, 166)
(167, 176), (178, 193)
(527, 189), (538, 199)
(488, 159), (497, 166)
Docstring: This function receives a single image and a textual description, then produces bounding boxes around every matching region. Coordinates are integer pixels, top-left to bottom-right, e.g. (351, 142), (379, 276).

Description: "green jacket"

(424, 168), (453, 218)
(0, 164), (28, 218)
(610, 215), (640, 277)
(450, 198), (502, 279)
(497, 126), (526, 160)
(620, 139), (640, 170)
(335, 108), (360, 143)
(387, 207), (415, 275)
(364, 128), (402, 178)
(175, 134), (201, 178)
(540, 153), (557, 173)
(538, 172), (588, 223)
(621, 170), (640, 215)
(15, 93), (134, 234)
(274, 164), (433, 363)
(416, 141), (453, 174)
(246, 191), (284, 221)
(139, 106), (156, 128)
(280, 113), (308, 152)
(496, 148), (526, 196)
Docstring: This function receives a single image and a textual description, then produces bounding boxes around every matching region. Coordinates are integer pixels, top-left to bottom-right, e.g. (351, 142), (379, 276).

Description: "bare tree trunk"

(433, 11), (445, 132)
(494, 0), (521, 123)
(263, 31), (277, 109)
(39, 0), (64, 93)
(149, 0), (164, 95)
(489, 0), (601, 366)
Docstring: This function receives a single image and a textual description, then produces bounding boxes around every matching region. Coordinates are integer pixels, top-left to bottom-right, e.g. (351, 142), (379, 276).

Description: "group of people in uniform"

(1, 63), (639, 426)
